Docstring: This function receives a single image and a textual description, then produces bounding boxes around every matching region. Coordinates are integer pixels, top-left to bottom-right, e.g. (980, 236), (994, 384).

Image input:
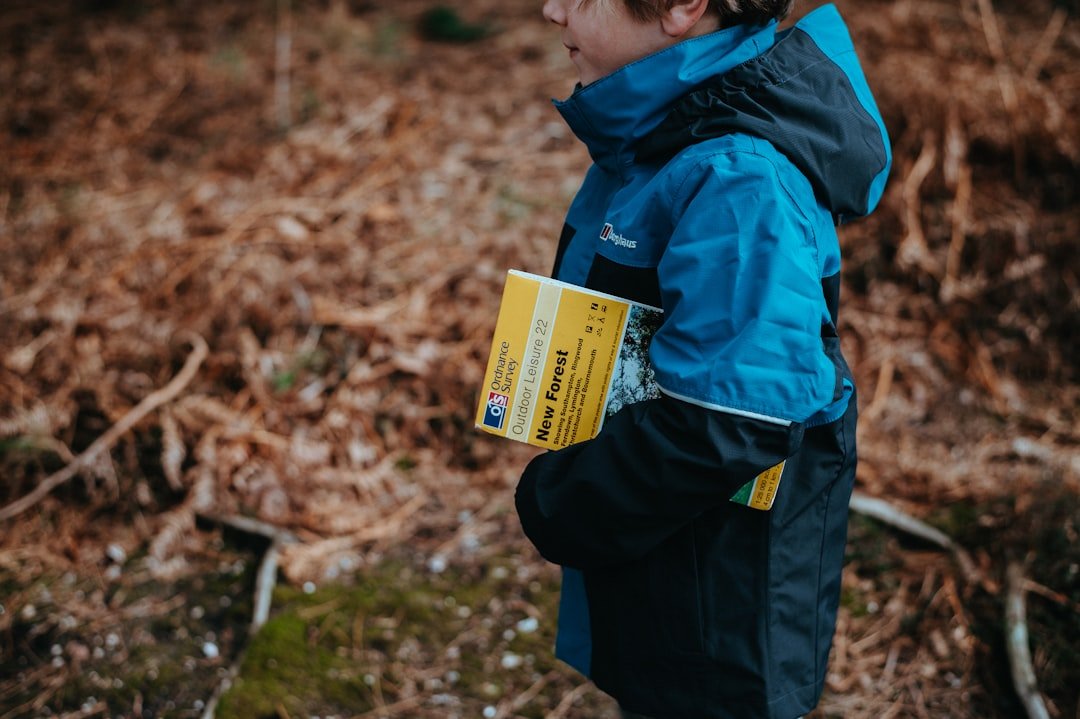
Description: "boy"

(514, 1), (891, 718)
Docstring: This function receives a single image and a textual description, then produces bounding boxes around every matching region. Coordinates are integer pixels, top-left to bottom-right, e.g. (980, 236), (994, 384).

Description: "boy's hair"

(608, 0), (794, 26)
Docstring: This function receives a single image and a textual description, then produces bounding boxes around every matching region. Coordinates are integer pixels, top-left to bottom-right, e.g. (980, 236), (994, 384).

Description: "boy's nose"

(542, 0), (567, 26)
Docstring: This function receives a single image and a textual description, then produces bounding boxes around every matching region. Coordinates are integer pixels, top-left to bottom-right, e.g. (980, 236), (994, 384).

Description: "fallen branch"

(1005, 561), (1051, 719)
(195, 512), (299, 631)
(252, 540), (283, 632)
(849, 491), (983, 589)
(203, 512), (299, 546)
(199, 514), (297, 719)
(198, 543), (281, 719)
(0, 334), (209, 523)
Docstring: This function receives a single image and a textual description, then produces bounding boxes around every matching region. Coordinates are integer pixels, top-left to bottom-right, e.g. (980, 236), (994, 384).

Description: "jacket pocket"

(586, 522), (706, 661)
(775, 402), (853, 531)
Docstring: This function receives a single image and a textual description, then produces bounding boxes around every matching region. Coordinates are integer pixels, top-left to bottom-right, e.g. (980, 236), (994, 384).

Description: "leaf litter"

(0, 0), (1078, 717)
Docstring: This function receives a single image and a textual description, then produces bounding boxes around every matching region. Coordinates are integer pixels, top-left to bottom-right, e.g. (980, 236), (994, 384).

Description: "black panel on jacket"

(585, 254), (663, 309)
(820, 271), (847, 403)
(821, 271), (841, 326)
(551, 223), (576, 279)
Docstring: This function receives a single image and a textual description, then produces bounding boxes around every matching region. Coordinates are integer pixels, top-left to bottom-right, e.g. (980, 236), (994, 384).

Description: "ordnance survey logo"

(482, 391), (509, 430)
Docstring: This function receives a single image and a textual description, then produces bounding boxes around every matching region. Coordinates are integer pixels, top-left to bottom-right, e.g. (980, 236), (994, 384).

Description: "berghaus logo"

(599, 222), (637, 249)
(483, 391), (509, 430)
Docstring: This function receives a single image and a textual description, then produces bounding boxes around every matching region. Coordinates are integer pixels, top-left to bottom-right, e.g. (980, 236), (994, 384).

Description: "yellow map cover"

(475, 270), (784, 511)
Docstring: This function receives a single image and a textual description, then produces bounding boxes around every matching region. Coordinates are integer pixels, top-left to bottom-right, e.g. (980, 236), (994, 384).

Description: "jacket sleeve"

(515, 396), (803, 569)
(516, 147), (834, 570)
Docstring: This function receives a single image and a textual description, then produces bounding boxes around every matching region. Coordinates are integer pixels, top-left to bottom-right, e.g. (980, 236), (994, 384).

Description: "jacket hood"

(554, 20), (778, 172)
(636, 3), (891, 222)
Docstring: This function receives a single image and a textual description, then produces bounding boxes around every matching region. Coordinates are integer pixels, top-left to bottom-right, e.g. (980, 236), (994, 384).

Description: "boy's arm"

(515, 395), (802, 569)
(516, 149), (835, 570)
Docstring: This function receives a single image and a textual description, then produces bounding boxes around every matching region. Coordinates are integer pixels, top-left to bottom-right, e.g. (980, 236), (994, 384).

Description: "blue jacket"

(515, 5), (890, 718)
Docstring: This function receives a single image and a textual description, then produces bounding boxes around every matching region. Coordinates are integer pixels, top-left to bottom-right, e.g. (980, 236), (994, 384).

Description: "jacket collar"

(553, 21), (777, 173)
(634, 4), (893, 222)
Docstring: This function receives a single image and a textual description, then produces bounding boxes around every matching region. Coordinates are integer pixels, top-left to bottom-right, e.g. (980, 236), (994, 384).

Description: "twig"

(284, 493), (427, 565)
(0, 334), (209, 523)
(849, 491), (982, 588)
(200, 660), (239, 719)
(252, 541), (283, 632)
(865, 358), (895, 421)
(546, 682), (592, 719)
(1005, 561), (1051, 719)
(55, 701), (107, 719)
(850, 491), (953, 549)
(348, 695), (424, 719)
(498, 670), (560, 717)
(199, 515), (297, 719)
(975, 0), (1024, 182)
(941, 162), (972, 303)
(1021, 577), (1080, 615)
(4, 328), (60, 373)
(160, 408), (186, 491)
(896, 132), (941, 278)
(1023, 8), (1068, 83)
(204, 512), (299, 546)
(195, 512), (297, 632)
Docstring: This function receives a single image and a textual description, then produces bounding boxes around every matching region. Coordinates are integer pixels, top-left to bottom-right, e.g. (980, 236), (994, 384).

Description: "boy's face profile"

(542, 0), (701, 87)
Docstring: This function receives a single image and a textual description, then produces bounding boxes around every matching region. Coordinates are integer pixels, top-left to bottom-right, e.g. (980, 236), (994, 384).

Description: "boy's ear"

(660, 0), (713, 38)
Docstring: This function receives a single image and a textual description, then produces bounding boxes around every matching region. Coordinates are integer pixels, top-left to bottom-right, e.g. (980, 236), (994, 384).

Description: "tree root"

(850, 491), (1055, 719)
(1006, 561), (1051, 719)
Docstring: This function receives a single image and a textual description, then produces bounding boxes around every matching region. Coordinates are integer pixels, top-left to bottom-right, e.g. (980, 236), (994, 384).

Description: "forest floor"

(1, 0), (1078, 717)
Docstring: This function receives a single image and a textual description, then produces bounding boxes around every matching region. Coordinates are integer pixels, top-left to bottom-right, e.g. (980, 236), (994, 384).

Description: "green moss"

(393, 454), (417, 471)
(219, 611), (366, 716)
(219, 577), (420, 717)
(211, 44), (249, 83)
(839, 586), (870, 618)
(217, 554), (594, 718)
(271, 369), (296, 393)
(845, 513), (902, 580)
(924, 500), (983, 541)
(369, 17), (405, 59)
(0, 435), (60, 459)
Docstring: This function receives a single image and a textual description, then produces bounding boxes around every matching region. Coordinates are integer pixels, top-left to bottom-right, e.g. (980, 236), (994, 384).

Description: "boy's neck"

(687, 15), (722, 38)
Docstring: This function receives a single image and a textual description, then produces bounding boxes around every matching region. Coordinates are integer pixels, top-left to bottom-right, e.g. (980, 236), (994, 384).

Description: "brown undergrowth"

(1, 0), (1077, 717)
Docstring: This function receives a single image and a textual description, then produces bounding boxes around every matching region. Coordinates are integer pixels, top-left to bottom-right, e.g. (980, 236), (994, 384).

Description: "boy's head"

(544, 0), (793, 87)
